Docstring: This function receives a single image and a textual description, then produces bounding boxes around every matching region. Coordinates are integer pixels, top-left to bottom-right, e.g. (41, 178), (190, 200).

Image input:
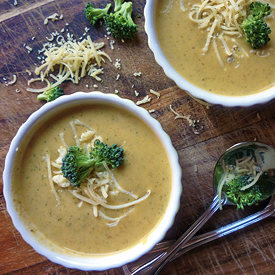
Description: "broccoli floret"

(37, 85), (64, 102)
(84, 2), (112, 25)
(90, 140), (124, 169)
(104, 1), (138, 40)
(113, 0), (124, 11)
(61, 141), (124, 187)
(224, 175), (262, 210)
(241, 2), (271, 49)
(249, 2), (271, 20)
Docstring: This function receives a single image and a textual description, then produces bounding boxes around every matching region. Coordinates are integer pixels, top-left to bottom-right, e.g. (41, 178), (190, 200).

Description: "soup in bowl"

(144, 0), (275, 106)
(3, 92), (182, 271)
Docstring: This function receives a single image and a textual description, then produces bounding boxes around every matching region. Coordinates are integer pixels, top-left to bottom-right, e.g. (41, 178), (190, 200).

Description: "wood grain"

(1, 0), (275, 274)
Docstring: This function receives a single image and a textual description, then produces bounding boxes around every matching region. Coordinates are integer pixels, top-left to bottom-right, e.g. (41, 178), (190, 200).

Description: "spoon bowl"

(130, 141), (275, 275)
(214, 142), (275, 209)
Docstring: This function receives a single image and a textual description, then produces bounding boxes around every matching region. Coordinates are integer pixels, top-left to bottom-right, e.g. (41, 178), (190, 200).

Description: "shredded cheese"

(149, 89), (160, 98)
(136, 95), (151, 105)
(44, 13), (60, 25)
(45, 154), (61, 205)
(170, 105), (193, 125)
(188, 0), (253, 66)
(28, 35), (111, 93)
(7, 74), (17, 85)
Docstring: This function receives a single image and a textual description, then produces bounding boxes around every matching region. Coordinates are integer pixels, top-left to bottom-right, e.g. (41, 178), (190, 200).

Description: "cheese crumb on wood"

(170, 105), (193, 125)
(170, 105), (204, 134)
(8, 74), (17, 85)
(114, 59), (121, 69)
(44, 13), (60, 25)
(136, 95), (151, 105)
(149, 89), (160, 98)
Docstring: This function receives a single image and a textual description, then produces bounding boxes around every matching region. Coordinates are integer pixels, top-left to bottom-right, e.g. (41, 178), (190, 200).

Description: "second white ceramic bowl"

(144, 0), (275, 107)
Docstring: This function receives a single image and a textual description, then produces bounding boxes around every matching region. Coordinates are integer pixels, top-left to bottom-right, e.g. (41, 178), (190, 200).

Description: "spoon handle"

(122, 199), (275, 275)
(130, 194), (222, 275)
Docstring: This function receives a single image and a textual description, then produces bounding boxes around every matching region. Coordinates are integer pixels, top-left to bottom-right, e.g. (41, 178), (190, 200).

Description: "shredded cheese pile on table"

(27, 35), (112, 93)
(45, 119), (150, 227)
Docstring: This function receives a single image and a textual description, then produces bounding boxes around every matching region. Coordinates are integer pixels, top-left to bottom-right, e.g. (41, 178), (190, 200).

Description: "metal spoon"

(123, 142), (275, 275)
(122, 193), (275, 275)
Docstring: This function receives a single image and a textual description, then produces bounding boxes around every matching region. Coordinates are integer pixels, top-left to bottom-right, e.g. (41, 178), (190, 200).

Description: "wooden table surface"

(1, 0), (275, 274)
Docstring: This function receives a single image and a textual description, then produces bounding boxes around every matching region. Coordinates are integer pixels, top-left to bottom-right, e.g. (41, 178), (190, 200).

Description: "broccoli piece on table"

(241, 2), (271, 49)
(61, 141), (124, 187)
(84, 2), (112, 25)
(104, 1), (138, 40)
(224, 175), (262, 210)
(37, 84), (64, 102)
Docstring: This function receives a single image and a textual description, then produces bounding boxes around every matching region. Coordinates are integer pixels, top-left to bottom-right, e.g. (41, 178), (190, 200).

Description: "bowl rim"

(144, 0), (275, 107)
(3, 91), (182, 271)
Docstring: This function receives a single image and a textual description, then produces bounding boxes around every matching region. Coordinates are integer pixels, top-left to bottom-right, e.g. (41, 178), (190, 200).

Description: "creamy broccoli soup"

(11, 103), (172, 255)
(155, 0), (275, 96)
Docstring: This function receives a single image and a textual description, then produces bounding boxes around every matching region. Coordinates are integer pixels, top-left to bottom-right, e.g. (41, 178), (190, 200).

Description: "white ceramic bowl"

(144, 0), (275, 107)
(3, 92), (182, 271)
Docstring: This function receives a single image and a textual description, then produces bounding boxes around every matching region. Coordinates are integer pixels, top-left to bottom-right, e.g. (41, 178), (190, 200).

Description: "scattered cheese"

(136, 95), (151, 105)
(169, 105), (193, 125)
(44, 13), (60, 25)
(110, 40), (115, 50)
(25, 45), (33, 53)
(7, 74), (17, 85)
(45, 33), (54, 41)
(133, 72), (142, 77)
(149, 89), (160, 98)
(114, 58), (121, 69)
